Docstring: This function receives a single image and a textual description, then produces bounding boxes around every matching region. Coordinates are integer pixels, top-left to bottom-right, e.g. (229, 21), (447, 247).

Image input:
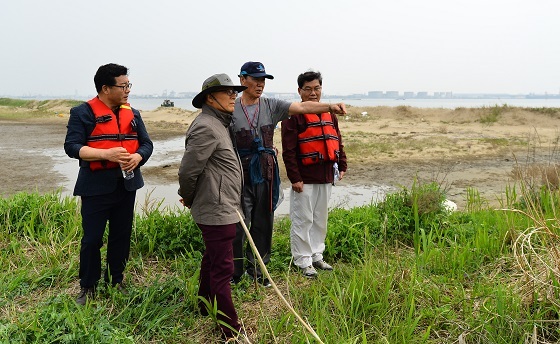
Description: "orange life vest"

(297, 112), (340, 165)
(86, 97), (139, 171)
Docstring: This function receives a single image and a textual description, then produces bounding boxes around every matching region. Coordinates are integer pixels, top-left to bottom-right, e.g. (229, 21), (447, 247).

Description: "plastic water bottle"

(333, 162), (340, 185)
(121, 165), (134, 180)
(122, 169), (134, 180)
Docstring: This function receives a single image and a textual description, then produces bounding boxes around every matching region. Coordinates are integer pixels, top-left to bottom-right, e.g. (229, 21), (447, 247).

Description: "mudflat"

(1, 103), (559, 210)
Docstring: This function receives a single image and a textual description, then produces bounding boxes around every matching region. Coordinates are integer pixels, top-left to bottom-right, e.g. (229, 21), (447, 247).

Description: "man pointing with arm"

(231, 61), (345, 286)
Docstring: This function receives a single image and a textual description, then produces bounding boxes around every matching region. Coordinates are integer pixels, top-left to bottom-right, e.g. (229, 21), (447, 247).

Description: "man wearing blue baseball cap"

(231, 61), (346, 287)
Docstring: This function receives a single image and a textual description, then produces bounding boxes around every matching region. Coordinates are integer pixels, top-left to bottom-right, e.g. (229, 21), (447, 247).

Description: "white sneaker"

(301, 265), (318, 278)
(312, 260), (333, 271)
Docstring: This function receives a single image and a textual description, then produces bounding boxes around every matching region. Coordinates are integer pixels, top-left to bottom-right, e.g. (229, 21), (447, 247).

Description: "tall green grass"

(2, 179), (560, 343)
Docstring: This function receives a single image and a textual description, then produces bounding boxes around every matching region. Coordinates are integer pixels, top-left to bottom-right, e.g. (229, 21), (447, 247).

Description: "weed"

(525, 107), (560, 117)
(479, 104), (508, 124)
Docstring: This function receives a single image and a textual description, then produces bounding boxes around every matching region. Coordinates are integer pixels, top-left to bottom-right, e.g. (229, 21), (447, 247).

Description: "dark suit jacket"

(64, 101), (153, 196)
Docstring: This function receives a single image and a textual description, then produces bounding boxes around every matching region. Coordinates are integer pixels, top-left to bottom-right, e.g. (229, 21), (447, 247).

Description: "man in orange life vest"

(64, 63), (153, 304)
(231, 62), (347, 286)
(281, 70), (347, 278)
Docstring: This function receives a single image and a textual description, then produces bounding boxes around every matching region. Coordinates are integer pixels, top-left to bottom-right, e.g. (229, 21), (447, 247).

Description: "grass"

(0, 98), (82, 109)
(524, 107), (560, 117)
(3, 173), (560, 343)
(0, 98), (83, 119)
(342, 132), (520, 160)
(479, 105), (507, 124)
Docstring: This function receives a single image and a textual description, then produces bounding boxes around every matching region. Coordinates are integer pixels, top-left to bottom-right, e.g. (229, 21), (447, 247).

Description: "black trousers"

(79, 181), (136, 288)
(233, 180), (274, 279)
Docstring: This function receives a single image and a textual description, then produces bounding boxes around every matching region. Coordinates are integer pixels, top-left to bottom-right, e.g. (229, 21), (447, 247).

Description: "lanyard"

(240, 98), (260, 131)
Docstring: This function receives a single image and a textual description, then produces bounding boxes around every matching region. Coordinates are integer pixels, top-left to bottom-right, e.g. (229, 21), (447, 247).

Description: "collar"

(240, 93), (260, 105)
(201, 104), (233, 127)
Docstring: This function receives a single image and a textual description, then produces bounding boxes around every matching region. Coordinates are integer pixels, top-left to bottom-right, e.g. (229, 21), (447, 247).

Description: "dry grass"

(510, 164), (560, 191)
(0, 99), (82, 119)
(504, 159), (560, 312)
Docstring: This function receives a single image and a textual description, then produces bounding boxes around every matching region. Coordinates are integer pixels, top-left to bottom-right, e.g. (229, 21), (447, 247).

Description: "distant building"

(270, 93), (295, 100)
(263, 92), (293, 99)
(433, 92), (452, 98)
(385, 91), (399, 98)
(403, 91), (414, 99)
(350, 93), (366, 99)
(417, 92), (428, 98)
(367, 91), (384, 98)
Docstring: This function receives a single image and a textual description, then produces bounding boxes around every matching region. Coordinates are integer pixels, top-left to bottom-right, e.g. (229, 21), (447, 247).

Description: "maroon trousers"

(197, 223), (240, 338)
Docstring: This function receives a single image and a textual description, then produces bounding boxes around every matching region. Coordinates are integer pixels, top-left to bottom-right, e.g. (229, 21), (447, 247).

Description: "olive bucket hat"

(192, 73), (247, 109)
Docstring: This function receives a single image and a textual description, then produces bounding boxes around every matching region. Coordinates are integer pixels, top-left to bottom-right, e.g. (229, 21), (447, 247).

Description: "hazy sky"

(1, 0), (559, 97)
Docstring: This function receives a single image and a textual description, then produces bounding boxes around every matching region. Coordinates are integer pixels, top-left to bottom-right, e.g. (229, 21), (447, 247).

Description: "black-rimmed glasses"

(217, 89), (238, 97)
(301, 86), (322, 93)
(111, 83), (133, 91)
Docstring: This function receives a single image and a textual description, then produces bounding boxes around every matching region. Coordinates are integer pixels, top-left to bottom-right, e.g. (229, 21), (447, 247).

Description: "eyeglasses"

(110, 83), (133, 91)
(301, 86), (322, 93)
(218, 89), (238, 97)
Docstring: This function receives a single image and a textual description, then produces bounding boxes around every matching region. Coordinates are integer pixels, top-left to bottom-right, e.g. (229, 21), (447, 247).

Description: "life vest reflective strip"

(297, 112), (340, 165)
(86, 97), (139, 171)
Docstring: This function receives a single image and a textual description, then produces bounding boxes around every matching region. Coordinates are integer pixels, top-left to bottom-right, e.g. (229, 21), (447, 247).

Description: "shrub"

(325, 205), (381, 262)
(479, 104), (507, 124)
(378, 181), (448, 244)
(133, 208), (204, 258)
(323, 181), (450, 262)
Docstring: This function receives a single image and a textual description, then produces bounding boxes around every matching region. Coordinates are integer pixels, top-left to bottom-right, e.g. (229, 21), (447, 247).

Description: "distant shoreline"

(5, 92), (559, 100)
(4, 96), (559, 112)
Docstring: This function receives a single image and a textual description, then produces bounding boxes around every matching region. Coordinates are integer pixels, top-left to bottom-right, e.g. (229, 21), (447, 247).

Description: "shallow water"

(275, 184), (393, 216)
(47, 137), (394, 216)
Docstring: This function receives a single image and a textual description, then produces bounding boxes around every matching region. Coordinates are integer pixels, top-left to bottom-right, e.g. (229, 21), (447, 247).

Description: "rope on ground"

(236, 210), (325, 344)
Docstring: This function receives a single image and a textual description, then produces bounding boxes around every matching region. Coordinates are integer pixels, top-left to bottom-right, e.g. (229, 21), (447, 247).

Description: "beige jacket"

(178, 105), (243, 225)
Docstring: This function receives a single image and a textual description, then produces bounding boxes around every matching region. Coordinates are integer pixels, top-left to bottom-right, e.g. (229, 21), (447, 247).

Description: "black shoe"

(115, 283), (128, 295)
(245, 271), (271, 287)
(76, 287), (95, 305)
(224, 329), (250, 343)
(258, 276), (271, 287)
(230, 275), (243, 285)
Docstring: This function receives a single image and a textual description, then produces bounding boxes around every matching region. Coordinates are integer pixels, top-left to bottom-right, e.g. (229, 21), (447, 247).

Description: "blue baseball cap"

(238, 61), (274, 79)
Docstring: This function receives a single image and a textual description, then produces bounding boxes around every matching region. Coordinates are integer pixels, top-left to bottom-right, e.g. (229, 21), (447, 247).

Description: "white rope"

(236, 210), (325, 344)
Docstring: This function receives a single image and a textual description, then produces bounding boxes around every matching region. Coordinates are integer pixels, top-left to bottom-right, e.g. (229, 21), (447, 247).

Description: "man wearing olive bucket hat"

(178, 73), (249, 342)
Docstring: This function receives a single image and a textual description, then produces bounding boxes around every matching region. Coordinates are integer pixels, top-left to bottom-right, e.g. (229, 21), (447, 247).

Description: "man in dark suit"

(64, 63), (153, 305)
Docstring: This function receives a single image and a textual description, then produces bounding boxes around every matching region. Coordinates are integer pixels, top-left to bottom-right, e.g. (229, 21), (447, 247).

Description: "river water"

(48, 136), (394, 216)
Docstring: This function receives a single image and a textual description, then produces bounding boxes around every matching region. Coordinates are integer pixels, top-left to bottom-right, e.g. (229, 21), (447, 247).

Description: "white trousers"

(290, 183), (332, 268)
